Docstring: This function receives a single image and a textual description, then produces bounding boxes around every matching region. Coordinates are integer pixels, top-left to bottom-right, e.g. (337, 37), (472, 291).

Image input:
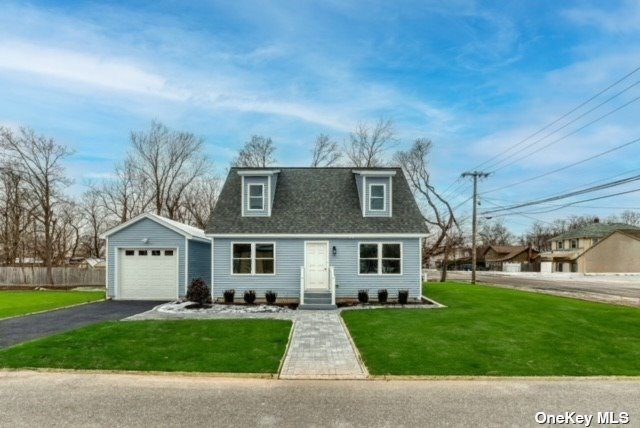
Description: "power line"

(483, 136), (640, 195)
(481, 171), (640, 215)
(484, 80), (640, 172)
(490, 187), (640, 217)
(468, 64), (640, 172)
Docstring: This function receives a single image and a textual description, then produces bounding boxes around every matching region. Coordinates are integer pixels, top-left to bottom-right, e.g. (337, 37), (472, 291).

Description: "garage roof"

(100, 213), (209, 241)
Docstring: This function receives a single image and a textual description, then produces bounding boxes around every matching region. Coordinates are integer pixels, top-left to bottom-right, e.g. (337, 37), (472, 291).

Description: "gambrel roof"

(206, 167), (428, 235)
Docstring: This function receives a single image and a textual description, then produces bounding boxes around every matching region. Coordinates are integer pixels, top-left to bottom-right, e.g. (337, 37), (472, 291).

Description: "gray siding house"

(207, 167), (428, 307)
(101, 213), (211, 300)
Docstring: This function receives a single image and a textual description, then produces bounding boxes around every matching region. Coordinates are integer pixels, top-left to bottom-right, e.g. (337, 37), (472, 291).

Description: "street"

(443, 271), (640, 306)
(1, 371), (639, 427)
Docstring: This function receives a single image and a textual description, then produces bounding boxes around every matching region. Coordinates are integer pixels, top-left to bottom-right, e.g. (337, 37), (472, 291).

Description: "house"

(428, 246), (486, 270)
(483, 245), (539, 271)
(206, 167), (428, 307)
(100, 213), (212, 300)
(539, 220), (640, 273)
(580, 229), (640, 273)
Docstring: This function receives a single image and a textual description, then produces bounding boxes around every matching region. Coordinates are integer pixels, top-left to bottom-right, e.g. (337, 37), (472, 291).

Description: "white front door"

(305, 242), (329, 290)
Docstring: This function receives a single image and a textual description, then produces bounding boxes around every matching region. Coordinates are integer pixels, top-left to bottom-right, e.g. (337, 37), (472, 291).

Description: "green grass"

(342, 282), (640, 376)
(0, 320), (292, 373)
(0, 290), (104, 320)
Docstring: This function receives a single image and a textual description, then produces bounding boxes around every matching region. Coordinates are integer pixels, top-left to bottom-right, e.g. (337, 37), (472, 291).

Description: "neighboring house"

(81, 258), (106, 270)
(428, 246), (486, 270)
(581, 229), (640, 273)
(483, 245), (539, 271)
(540, 221), (640, 273)
(207, 167), (429, 308)
(101, 213), (211, 300)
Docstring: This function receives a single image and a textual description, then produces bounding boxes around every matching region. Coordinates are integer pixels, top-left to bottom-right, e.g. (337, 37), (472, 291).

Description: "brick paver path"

(279, 311), (367, 379)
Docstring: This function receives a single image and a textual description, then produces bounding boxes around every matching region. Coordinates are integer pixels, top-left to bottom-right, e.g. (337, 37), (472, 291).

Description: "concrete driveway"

(0, 372), (638, 427)
(445, 271), (640, 306)
(0, 300), (164, 348)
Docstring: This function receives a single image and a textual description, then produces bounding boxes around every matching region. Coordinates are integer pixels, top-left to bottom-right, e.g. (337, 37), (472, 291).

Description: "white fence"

(0, 267), (105, 287)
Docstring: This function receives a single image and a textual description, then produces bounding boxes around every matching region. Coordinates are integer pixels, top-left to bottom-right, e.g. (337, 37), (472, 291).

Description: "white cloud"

(0, 40), (187, 100)
(564, 0), (640, 34)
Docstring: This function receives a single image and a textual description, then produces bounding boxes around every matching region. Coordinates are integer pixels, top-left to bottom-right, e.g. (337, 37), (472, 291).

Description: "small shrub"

(378, 289), (388, 304)
(358, 289), (369, 304)
(186, 278), (211, 306)
(265, 290), (278, 304)
(398, 290), (409, 305)
(244, 290), (256, 304)
(223, 289), (235, 304)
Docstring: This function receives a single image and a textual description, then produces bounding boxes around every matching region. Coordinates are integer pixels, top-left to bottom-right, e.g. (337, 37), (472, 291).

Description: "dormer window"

(369, 184), (386, 211)
(248, 184), (264, 211)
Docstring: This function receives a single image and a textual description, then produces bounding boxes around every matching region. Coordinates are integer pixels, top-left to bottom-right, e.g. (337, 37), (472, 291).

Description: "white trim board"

(113, 245), (180, 300)
(100, 212), (208, 242)
(357, 241), (403, 276)
(208, 233), (428, 238)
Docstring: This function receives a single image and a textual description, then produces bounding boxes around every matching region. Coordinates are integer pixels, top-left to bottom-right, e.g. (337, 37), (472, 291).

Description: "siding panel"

(107, 218), (186, 298)
(188, 240), (212, 286)
(213, 237), (421, 301)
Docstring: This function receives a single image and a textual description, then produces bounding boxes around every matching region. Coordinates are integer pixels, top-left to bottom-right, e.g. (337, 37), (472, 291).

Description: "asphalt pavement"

(0, 371), (638, 427)
(0, 300), (164, 348)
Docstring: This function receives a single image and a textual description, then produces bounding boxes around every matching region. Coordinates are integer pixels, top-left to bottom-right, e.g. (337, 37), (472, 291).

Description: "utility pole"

(461, 171), (490, 284)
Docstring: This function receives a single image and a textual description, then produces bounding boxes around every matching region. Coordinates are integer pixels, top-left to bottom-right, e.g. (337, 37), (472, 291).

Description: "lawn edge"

(338, 314), (370, 378)
(0, 367), (278, 379)
(369, 374), (640, 381)
(0, 296), (106, 322)
(276, 320), (296, 378)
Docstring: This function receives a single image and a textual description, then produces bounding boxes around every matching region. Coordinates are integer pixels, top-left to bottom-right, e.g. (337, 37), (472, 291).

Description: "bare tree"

(180, 176), (221, 229)
(310, 134), (341, 167)
(0, 127), (72, 284)
(0, 169), (33, 265)
(345, 118), (395, 167)
(394, 138), (457, 282)
(618, 210), (640, 226)
(478, 219), (514, 246)
(96, 160), (150, 223)
(233, 135), (276, 167)
(80, 188), (110, 257)
(128, 121), (208, 219)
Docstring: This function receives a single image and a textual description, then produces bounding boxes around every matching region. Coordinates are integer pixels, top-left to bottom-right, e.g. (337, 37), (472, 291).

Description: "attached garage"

(101, 213), (211, 300)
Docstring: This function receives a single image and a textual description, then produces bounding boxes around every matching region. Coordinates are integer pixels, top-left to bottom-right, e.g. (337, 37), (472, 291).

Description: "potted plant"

(244, 290), (256, 304)
(223, 289), (235, 304)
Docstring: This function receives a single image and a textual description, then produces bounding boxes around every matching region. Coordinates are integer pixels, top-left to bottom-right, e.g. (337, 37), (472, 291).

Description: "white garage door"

(118, 248), (178, 300)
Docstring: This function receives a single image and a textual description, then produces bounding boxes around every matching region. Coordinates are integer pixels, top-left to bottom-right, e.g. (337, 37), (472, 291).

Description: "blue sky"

(1, 0), (639, 235)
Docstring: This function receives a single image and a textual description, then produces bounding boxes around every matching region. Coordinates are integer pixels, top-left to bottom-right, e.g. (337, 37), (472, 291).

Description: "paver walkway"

(279, 311), (367, 379)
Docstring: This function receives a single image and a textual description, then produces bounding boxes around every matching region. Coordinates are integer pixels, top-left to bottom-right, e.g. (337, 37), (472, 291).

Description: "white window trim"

(357, 242), (403, 276)
(230, 242), (277, 276)
(247, 183), (266, 212)
(368, 183), (386, 212)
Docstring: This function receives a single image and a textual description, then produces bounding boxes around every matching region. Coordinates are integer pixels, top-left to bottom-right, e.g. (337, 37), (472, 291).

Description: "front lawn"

(0, 320), (292, 373)
(0, 290), (104, 320)
(342, 282), (640, 376)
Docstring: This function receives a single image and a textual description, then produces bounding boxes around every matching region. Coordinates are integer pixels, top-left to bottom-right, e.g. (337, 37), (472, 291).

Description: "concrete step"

(304, 296), (332, 304)
(298, 303), (338, 310)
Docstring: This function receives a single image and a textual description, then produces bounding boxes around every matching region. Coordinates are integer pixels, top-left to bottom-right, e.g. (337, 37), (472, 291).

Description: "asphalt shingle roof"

(206, 167), (428, 235)
(550, 222), (640, 241)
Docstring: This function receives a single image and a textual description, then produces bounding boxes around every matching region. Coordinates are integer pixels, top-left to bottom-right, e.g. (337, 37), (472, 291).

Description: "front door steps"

(299, 291), (336, 310)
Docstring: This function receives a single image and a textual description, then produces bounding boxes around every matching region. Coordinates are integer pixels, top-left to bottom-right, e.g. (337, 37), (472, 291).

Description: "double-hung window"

(232, 243), (275, 275)
(248, 184), (265, 211)
(369, 184), (386, 211)
(358, 243), (402, 275)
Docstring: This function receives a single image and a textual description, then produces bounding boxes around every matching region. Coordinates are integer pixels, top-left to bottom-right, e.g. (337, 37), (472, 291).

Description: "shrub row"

(223, 289), (278, 305)
(358, 289), (409, 304)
